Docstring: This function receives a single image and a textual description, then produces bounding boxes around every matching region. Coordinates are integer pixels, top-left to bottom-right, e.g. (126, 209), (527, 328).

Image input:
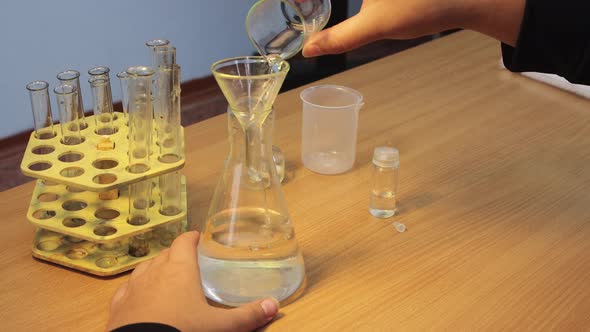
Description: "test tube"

(127, 66), (155, 230)
(126, 66), (154, 173)
(145, 39), (170, 67)
(158, 221), (182, 247)
(88, 66), (115, 125)
(153, 45), (176, 70)
(88, 66), (111, 79)
(150, 45), (175, 141)
(26, 81), (56, 140)
(53, 83), (83, 146)
(128, 180), (152, 226)
(155, 64), (183, 162)
(157, 171), (182, 246)
(116, 71), (129, 121)
(89, 77), (115, 135)
(159, 172), (182, 216)
(57, 70), (87, 129)
(128, 231), (150, 257)
(150, 45), (183, 243)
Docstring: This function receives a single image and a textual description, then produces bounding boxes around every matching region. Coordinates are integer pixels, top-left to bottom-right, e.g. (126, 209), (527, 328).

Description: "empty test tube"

(150, 44), (183, 245)
(151, 45), (176, 151)
(116, 71), (129, 121)
(26, 81), (56, 140)
(146, 39), (171, 67)
(155, 64), (183, 162)
(128, 180), (152, 226)
(126, 66), (155, 173)
(88, 66), (115, 127)
(158, 172), (182, 246)
(89, 77), (116, 136)
(127, 66), (155, 233)
(153, 45), (176, 70)
(53, 83), (83, 146)
(57, 70), (87, 129)
(159, 172), (182, 216)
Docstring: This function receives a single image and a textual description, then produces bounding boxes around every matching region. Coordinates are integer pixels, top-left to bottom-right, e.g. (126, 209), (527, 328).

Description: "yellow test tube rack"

(20, 113), (187, 276)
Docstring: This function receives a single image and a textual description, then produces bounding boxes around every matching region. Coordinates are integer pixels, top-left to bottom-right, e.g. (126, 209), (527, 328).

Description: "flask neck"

(227, 107), (275, 182)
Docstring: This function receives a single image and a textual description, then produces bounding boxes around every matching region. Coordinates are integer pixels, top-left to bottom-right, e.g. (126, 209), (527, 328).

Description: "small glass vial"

(369, 146), (399, 218)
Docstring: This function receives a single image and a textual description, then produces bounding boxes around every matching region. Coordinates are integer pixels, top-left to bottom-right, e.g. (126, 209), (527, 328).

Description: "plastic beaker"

(300, 85), (364, 174)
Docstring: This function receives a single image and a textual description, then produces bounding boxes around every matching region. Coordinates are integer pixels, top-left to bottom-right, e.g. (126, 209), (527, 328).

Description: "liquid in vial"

(369, 146), (399, 218)
(369, 189), (397, 218)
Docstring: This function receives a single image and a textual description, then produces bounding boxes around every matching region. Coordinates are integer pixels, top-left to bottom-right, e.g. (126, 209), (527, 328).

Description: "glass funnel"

(198, 57), (305, 306)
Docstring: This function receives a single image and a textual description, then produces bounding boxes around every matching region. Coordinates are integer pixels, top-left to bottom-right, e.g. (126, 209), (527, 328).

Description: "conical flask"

(198, 57), (305, 306)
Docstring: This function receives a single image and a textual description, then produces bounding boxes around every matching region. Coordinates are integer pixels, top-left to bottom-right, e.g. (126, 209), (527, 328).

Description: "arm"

(304, 0), (590, 84)
(302, 0), (525, 56)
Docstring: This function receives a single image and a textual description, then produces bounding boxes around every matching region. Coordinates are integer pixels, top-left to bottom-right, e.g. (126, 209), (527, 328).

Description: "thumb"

(302, 11), (382, 57)
(222, 298), (280, 331)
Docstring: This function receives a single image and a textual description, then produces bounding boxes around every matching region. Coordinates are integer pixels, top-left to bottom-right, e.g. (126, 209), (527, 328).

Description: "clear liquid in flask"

(198, 207), (305, 306)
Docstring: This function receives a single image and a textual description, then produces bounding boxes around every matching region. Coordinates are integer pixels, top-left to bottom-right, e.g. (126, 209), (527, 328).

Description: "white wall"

(348, 0), (362, 17)
(0, 0), (257, 138)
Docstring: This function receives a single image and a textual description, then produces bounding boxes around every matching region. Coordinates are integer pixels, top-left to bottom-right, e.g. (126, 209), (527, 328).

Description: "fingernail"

(260, 297), (280, 317)
(303, 44), (321, 57)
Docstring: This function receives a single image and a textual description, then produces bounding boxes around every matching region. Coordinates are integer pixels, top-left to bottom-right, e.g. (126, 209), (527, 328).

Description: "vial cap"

(373, 146), (399, 168)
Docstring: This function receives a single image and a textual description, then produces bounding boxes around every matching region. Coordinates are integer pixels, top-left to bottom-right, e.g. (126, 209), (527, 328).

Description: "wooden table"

(2, 31), (590, 331)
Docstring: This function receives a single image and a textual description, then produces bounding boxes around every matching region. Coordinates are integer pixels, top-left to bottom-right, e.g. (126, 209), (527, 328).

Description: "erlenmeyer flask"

(198, 57), (305, 306)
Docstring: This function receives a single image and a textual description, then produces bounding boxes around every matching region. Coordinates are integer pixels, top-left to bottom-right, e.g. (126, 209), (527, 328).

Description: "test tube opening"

(89, 76), (116, 136)
(57, 70), (88, 130)
(116, 71), (130, 121)
(27, 80), (56, 140)
(54, 83), (84, 146)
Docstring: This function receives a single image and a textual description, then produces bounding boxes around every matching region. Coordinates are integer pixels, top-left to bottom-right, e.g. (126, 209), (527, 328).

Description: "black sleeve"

(501, 0), (590, 85)
(111, 323), (180, 332)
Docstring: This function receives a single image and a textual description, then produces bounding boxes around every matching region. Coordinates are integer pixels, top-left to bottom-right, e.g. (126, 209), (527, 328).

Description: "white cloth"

(500, 58), (590, 99)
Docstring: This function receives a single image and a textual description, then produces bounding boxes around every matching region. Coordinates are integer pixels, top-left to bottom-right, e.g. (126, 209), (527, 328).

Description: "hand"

(302, 0), (525, 57)
(107, 231), (280, 332)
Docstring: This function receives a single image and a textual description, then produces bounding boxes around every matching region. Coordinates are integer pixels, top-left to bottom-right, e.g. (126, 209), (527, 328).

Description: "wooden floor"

(0, 34), (448, 192)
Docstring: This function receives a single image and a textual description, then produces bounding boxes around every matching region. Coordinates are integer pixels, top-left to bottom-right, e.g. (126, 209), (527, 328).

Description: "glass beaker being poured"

(198, 57), (305, 306)
(246, 0), (331, 61)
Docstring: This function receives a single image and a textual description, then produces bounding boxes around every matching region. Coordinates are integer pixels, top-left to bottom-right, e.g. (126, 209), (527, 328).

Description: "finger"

(151, 248), (171, 266)
(216, 298), (280, 332)
(129, 259), (152, 281)
(302, 11), (382, 57)
(168, 231), (200, 265)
